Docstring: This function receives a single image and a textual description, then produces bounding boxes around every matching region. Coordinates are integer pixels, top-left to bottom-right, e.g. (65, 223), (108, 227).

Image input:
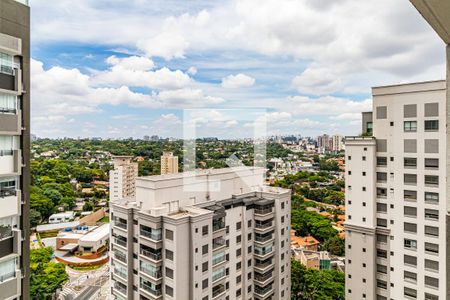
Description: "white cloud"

(292, 66), (342, 95)
(106, 55), (155, 71)
(187, 67), (198, 75)
(221, 73), (255, 89)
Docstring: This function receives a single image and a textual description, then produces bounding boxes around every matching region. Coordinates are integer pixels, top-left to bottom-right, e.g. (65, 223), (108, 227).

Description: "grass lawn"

(99, 215), (110, 223)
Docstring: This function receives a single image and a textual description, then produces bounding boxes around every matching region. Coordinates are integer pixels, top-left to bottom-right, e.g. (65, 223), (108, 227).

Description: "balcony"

(113, 281), (127, 297)
(212, 284), (226, 299)
(254, 245), (274, 259)
(140, 281), (162, 298)
(213, 237), (226, 251)
(254, 284), (273, 299)
(255, 233), (274, 245)
(255, 220), (274, 233)
(140, 247), (162, 262)
(254, 259), (274, 273)
(114, 237), (127, 248)
(0, 111), (20, 135)
(0, 150), (21, 176)
(0, 189), (20, 217)
(113, 250), (126, 264)
(213, 218), (225, 232)
(254, 271), (273, 286)
(254, 207), (274, 221)
(0, 68), (21, 93)
(140, 226), (162, 242)
(140, 267), (162, 280)
(212, 252), (226, 266)
(0, 270), (20, 300)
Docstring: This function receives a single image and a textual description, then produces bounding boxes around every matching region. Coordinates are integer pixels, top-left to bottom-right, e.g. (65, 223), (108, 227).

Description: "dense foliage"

(30, 247), (69, 299)
(291, 260), (345, 300)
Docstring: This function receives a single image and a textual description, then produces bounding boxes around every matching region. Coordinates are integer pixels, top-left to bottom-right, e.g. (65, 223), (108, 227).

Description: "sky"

(30, 0), (446, 139)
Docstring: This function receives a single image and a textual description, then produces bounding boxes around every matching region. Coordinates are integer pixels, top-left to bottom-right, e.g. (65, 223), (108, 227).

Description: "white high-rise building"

(345, 80), (446, 300)
(331, 135), (343, 152)
(161, 151), (179, 175)
(109, 156), (138, 202)
(110, 167), (291, 300)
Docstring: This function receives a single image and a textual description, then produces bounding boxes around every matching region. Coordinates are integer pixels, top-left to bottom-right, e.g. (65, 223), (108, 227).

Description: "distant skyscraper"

(331, 135), (343, 152)
(0, 1), (30, 298)
(110, 167), (291, 300)
(345, 80), (446, 300)
(109, 156), (138, 202)
(161, 151), (179, 175)
(151, 135), (159, 141)
(317, 134), (332, 151)
(143, 135), (150, 141)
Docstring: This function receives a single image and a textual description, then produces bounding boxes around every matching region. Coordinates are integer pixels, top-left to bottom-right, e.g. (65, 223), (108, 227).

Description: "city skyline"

(30, 0), (445, 139)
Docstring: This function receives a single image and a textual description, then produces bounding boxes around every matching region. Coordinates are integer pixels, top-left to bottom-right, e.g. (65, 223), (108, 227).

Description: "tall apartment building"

(160, 151), (178, 175)
(0, 1), (30, 299)
(345, 80), (447, 300)
(110, 167), (291, 300)
(109, 156), (138, 202)
(331, 135), (343, 152)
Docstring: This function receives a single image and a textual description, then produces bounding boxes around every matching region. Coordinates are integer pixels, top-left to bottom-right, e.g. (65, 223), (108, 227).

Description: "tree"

(30, 247), (68, 299)
(323, 236), (345, 256)
(30, 186), (54, 219)
(291, 260), (345, 300)
(29, 209), (42, 228)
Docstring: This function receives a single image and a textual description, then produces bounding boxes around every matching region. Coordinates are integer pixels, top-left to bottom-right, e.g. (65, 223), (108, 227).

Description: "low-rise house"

(49, 211), (75, 224)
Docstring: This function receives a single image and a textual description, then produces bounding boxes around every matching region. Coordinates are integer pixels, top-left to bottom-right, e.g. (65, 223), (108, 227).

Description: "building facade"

(331, 135), (343, 152)
(0, 1), (30, 299)
(110, 167), (291, 300)
(109, 156), (139, 202)
(160, 151), (178, 175)
(345, 81), (446, 300)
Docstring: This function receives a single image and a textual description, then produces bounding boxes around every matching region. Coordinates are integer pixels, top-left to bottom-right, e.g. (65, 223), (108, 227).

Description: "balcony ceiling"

(410, 0), (450, 44)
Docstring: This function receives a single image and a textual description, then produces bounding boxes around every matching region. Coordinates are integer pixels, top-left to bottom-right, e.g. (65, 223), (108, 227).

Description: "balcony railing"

(255, 208), (273, 215)
(212, 252), (226, 265)
(141, 268), (162, 279)
(255, 284), (273, 296)
(114, 251), (126, 263)
(114, 268), (127, 279)
(140, 229), (162, 241)
(0, 189), (16, 198)
(255, 234), (273, 243)
(212, 285), (225, 297)
(114, 283), (127, 295)
(255, 246), (273, 256)
(213, 237), (226, 250)
(0, 150), (13, 157)
(213, 219), (225, 232)
(0, 108), (16, 114)
(255, 222), (273, 230)
(255, 260), (273, 269)
(0, 271), (15, 283)
(114, 238), (127, 248)
(114, 221), (127, 230)
(141, 285), (162, 296)
(255, 272), (272, 282)
(141, 249), (162, 261)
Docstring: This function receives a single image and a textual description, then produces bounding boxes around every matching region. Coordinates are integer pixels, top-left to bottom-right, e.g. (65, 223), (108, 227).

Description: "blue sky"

(30, 0), (445, 139)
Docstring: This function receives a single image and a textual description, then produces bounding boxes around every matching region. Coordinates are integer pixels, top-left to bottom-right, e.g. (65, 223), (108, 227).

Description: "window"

(165, 249), (174, 260)
(425, 120), (439, 131)
(376, 234), (388, 243)
(425, 103), (439, 117)
(377, 249), (387, 258)
(166, 285), (173, 296)
(404, 121), (417, 132)
(376, 203), (387, 213)
(425, 276), (439, 289)
(202, 279), (208, 289)
(202, 261), (208, 272)
(166, 267), (173, 279)
(202, 244), (209, 255)
(425, 158), (439, 169)
(165, 229), (174, 240)
(236, 222), (241, 230)
(404, 174), (417, 185)
(377, 264), (387, 274)
(425, 209), (439, 221)
(404, 287), (417, 299)
(376, 172), (387, 182)
(367, 122), (373, 134)
(377, 157), (387, 166)
(425, 293), (439, 300)
(404, 255), (417, 266)
(425, 242), (439, 254)
(377, 188), (387, 198)
(404, 271), (417, 283)
(377, 280), (387, 289)
(0, 93), (17, 114)
(404, 239), (417, 250)
(425, 192), (439, 204)
(0, 52), (13, 75)
(376, 106), (387, 119)
(404, 157), (417, 168)
(404, 206), (417, 217)
(404, 104), (417, 118)
(425, 175), (439, 186)
(404, 222), (417, 233)
(425, 139), (439, 153)
(377, 218), (387, 228)
(404, 190), (417, 201)
(404, 139), (417, 153)
(377, 139), (387, 152)
(202, 225), (208, 236)
(425, 259), (439, 272)
(425, 226), (439, 237)
(236, 235), (241, 243)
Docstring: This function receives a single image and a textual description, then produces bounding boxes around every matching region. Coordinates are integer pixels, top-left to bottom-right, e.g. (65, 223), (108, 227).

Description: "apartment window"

(425, 102), (439, 116)
(425, 276), (439, 289)
(165, 229), (174, 240)
(236, 235), (241, 243)
(404, 121), (417, 132)
(425, 259), (439, 272)
(404, 287), (417, 299)
(425, 293), (439, 300)
(348, 156), (351, 160)
(248, 220), (252, 227)
(377, 157), (387, 166)
(425, 226), (439, 237)
(348, 171), (351, 175)
(376, 234), (388, 243)
(377, 139), (387, 152)
(377, 188), (387, 198)
(404, 206), (417, 218)
(404, 271), (417, 283)
(425, 158), (439, 169)
(377, 264), (387, 274)
(236, 262), (241, 270)
(404, 174), (417, 185)
(202, 261), (208, 272)
(404, 238), (417, 250)
(166, 267), (173, 279)
(0, 52), (13, 75)
(377, 249), (387, 258)
(376, 106), (387, 119)
(404, 190), (417, 201)
(236, 248), (241, 257)
(376, 172), (387, 182)
(404, 139), (417, 153)
(362, 187), (366, 191)
(425, 192), (439, 204)
(404, 104), (417, 118)
(202, 279), (208, 289)
(424, 120), (439, 131)
(166, 249), (174, 260)
(236, 222), (241, 230)
(202, 244), (209, 255)
(404, 255), (417, 267)
(0, 93), (17, 114)
(404, 222), (417, 233)
(425, 139), (439, 153)
(425, 209), (439, 221)
(202, 225), (209, 236)
(377, 218), (387, 228)
(425, 175), (439, 186)
(425, 242), (439, 255)
(376, 203), (387, 213)
(166, 285), (174, 296)
(404, 157), (417, 168)
(377, 280), (387, 290)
